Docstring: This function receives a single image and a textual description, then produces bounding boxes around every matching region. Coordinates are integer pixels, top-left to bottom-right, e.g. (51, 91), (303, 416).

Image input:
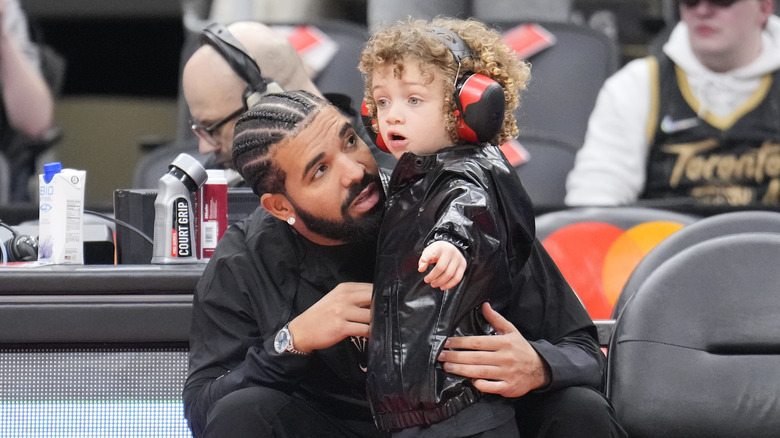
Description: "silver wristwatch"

(273, 323), (309, 355)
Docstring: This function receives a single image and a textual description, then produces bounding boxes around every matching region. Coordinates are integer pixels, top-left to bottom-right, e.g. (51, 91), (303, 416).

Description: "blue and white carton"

(38, 162), (86, 264)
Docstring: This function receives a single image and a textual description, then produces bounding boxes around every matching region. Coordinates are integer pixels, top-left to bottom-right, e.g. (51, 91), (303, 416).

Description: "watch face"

(274, 328), (290, 354)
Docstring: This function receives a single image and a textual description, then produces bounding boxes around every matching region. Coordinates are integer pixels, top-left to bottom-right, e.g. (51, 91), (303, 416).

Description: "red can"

(198, 169), (228, 259)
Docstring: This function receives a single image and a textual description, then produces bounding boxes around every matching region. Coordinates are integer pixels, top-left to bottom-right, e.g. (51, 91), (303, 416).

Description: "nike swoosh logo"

(660, 115), (699, 133)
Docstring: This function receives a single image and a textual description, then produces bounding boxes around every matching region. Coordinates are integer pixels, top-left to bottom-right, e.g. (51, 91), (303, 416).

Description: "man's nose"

(338, 155), (366, 187)
(198, 138), (218, 155)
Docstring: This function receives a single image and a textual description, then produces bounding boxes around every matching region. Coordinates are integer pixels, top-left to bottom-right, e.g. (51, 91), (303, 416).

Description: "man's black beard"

(289, 172), (385, 244)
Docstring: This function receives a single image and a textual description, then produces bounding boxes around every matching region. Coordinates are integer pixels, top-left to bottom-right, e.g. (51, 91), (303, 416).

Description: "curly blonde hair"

(359, 17), (530, 146)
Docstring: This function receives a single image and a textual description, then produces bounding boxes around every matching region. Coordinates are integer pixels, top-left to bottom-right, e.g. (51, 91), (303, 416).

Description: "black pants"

(200, 386), (626, 438)
(515, 386), (627, 438)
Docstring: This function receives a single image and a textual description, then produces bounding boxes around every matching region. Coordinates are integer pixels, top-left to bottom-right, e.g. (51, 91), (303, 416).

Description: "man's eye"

(313, 164), (327, 180)
(346, 134), (357, 148)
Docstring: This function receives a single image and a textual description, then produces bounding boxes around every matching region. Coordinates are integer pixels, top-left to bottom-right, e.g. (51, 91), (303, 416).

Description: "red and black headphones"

(361, 26), (505, 152)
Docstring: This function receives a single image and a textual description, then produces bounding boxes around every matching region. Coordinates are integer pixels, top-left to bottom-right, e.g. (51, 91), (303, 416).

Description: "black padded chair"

(489, 21), (620, 149)
(303, 19), (368, 111)
(132, 139), (201, 189)
(0, 152), (10, 205)
(613, 210), (780, 319)
(607, 232), (780, 437)
(512, 133), (579, 209)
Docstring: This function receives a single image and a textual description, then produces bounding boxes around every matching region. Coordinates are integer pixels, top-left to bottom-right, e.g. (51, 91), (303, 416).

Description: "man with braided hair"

(185, 90), (388, 438)
(184, 90), (625, 437)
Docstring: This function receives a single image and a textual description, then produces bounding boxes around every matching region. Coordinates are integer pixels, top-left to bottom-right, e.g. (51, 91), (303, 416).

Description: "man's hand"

(288, 282), (372, 353)
(438, 302), (551, 398)
(419, 241), (467, 290)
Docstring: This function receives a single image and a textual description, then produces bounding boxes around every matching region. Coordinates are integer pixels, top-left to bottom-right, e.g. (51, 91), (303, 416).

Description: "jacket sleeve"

(507, 240), (606, 393)
(422, 176), (488, 253)
(182, 226), (311, 437)
(529, 330), (605, 392)
(423, 167), (534, 261)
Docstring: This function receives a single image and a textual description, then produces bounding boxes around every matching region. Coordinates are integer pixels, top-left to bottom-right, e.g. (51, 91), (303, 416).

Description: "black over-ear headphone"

(0, 221), (38, 263)
(200, 23), (284, 109)
(361, 26), (505, 152)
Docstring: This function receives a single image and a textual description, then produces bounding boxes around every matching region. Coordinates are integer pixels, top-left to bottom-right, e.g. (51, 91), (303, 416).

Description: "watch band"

(275, 323), (309, 355)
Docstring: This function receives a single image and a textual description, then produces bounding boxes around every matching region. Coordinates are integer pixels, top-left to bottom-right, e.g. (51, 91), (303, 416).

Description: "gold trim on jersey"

(676, 65), (773, 131)
(646, 56), (660, 146)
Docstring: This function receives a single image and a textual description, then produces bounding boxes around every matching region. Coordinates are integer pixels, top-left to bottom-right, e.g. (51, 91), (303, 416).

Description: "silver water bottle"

(151, 153), (208, 264)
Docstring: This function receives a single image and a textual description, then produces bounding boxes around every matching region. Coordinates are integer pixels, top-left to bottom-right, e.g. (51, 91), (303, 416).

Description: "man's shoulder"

(215, 207), (287, 256)
(234, 206), (285, 239)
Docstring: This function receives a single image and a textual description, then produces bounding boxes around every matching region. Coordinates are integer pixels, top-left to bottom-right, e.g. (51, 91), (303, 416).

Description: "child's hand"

(418, 241), (467, 290)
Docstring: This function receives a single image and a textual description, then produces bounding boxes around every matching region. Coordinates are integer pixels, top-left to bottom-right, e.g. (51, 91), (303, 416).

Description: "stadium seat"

(490, 21), (620, 150)
(132, 138), (201, 189)
(0, 153), (10, 205)
(506, 133), (579, 209)
(607, 233), (780, 437)
(535, 207), (698, 319)
(614, 210), (780, 318)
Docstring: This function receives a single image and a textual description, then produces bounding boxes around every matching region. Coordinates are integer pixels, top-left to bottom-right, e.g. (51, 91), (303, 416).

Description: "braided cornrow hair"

(232, 90), (327, 196)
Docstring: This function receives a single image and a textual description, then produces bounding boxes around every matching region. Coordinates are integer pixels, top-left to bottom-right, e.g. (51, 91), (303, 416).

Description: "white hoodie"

(565, 15), (780, 206)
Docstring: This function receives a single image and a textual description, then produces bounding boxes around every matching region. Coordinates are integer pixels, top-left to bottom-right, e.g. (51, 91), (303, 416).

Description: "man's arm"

(0, 0), (54, 138)
(184, 232), (373, 436)
(438, 302), (603, 397)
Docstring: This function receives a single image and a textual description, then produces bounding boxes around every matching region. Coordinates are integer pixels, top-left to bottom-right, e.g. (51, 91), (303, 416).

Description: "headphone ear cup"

(454, 73), (505, 143)
(5, 234), (38, 262)
(361, 101), (389, 153)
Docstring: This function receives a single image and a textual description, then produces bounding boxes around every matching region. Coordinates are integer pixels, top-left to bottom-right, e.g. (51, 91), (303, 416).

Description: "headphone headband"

(427, 26), (472, 65)
(200, 23), (283, 107)
(427, 26), (505, 144)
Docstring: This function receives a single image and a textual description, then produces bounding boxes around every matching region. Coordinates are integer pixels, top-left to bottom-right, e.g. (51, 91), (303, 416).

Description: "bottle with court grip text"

(151, 153), (207, 264)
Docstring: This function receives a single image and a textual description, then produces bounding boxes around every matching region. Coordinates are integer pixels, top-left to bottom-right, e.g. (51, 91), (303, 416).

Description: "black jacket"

(366, 144), (536, 429)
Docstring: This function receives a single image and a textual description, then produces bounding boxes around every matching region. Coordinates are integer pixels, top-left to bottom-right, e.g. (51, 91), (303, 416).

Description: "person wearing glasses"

(566, 0), (780, 207)
(182, 20), (394, 186)
(182, 21), (322, 185)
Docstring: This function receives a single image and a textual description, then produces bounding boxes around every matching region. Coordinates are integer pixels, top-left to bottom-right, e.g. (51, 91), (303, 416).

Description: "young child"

(360, 17), (534, 436)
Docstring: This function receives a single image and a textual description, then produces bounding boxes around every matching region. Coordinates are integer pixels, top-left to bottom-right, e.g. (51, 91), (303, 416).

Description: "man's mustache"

(342, 172), (382, 213)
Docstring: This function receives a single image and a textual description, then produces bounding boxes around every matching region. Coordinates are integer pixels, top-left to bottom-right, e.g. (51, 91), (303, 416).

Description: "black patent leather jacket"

(367, 144), (536, 430)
